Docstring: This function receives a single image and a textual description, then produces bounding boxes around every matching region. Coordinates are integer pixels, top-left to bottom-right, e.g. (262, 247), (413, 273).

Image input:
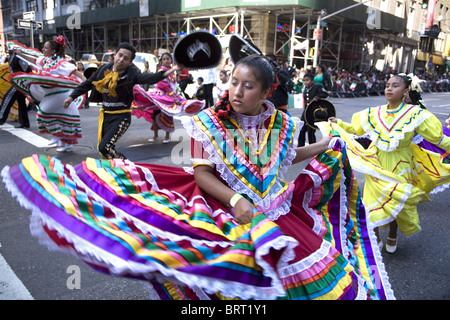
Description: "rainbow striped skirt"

(1, 139), (393, 300)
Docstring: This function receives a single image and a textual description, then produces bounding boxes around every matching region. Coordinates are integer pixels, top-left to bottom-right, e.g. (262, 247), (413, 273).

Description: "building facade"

(1, 0), (449, 74)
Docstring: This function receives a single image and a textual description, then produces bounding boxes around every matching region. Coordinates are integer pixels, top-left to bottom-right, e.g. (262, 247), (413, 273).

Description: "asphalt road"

(0, 91), (449, 300)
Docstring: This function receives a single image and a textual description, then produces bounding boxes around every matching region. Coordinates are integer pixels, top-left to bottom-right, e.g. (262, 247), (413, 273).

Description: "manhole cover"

(44, 144), (94, 153)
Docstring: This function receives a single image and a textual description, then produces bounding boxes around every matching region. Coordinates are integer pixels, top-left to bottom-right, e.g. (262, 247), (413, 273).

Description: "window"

(13, 0), (23, 11)
(26, 0), (38, 12)
(3, 9), (13, 28)
(43, 0), (57, 10)
(380, 0), (388, 13)
(395, 0), (404, 18)
(407, 5), (416, 37)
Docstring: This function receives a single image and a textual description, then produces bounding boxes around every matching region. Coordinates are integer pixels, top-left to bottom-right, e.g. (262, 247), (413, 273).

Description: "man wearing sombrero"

(63, 43), (181, 159)
(0, 49), (32, 128)
(298, 73), (330, 147)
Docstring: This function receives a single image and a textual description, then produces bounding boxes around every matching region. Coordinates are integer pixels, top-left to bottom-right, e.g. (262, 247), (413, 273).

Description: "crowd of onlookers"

(288, 65), (450, 98)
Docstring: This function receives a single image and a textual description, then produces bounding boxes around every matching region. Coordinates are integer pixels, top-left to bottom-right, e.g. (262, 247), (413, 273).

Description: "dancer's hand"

(319, 135), (333, 150)
(172, 63), (185, 72)
(328, 117), (338, 123)
(163, 64), (184, 78)
(234, 197), (254, 225)
(63, 97), (73, 109)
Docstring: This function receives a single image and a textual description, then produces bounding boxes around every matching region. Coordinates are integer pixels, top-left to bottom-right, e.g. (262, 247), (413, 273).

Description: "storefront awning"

(433, 55), (444, 65)
(417, 52), (444, 65)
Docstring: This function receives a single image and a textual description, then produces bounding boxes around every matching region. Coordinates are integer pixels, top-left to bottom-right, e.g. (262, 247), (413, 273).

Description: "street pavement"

(0, 91), (449, 300)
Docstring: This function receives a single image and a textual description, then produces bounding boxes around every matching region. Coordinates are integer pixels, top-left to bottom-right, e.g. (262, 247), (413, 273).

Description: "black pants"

(178, 79), (189, 92)
(204, 83), (215, 108)
(0, 87), (29, 126)
(298, 112), (316, 147)
(98, 112), (131, 159)
(178, 79), (190, 99)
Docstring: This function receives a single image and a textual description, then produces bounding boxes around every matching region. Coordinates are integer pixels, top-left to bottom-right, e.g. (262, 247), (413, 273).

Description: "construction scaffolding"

(56, 6), (402, 72)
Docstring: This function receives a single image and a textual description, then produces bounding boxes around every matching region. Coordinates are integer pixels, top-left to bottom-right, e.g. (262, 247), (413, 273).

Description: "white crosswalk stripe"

(0, 248), (33, 300)
(0, 123), (50, 148)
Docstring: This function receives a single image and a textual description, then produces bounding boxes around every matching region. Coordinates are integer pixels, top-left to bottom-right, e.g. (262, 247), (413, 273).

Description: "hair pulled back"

(393, 74), (412, 88)
(48, 39), (66, 58)
(214, 54), (278, 119)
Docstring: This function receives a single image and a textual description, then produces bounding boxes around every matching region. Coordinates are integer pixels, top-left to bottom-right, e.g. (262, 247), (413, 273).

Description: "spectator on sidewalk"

(298, 73), (328, 146)
(199, 66), (218, 108)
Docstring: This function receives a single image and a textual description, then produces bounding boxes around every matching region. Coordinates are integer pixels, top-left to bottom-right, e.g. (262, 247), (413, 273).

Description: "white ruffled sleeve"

(57, 60), (77, 77)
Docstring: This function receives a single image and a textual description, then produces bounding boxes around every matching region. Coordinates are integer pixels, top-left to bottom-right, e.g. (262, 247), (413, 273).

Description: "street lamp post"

(312, 0), (373, 67)
(312, 10), (325, 68)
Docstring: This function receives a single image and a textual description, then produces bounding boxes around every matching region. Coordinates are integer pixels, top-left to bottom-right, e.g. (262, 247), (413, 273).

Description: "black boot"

(15, 124), (30, 128)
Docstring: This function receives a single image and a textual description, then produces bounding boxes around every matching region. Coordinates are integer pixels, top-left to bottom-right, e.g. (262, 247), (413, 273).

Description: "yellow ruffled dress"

(327, 103), (450, 235)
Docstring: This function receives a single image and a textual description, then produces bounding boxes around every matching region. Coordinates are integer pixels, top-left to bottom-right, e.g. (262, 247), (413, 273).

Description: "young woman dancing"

(2, 55), (393, 300)
(132, 52), (204, 143)
(328, 74), (450, 253)
(10, 37), (86, 152)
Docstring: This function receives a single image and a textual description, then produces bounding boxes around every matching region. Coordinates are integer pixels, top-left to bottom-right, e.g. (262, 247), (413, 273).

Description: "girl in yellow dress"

(328, 74), (450, 253)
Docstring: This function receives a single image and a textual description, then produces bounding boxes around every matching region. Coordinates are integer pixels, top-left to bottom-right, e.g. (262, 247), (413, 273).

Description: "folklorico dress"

(0, 62), (20, 121)
(7, 41), (84, 145)
(216, 79), (230, 99)
(326, 102), (450, 236)
(132, 65), (204, 133)
(414, 125), (450, 166)
(1, 101), (394, 300)
(413, 124), (450, 195)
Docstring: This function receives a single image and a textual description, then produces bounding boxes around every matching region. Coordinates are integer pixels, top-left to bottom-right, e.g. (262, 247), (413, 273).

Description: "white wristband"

(229, 193), (243, 207)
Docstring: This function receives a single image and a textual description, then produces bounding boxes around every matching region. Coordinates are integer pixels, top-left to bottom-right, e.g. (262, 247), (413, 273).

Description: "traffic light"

(422, 0), (428, 9)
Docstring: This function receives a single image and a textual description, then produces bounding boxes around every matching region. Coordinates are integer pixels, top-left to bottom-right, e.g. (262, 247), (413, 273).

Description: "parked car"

(100, 52), (114, 64)
(101, 52), (159, 73)
(79, 54), (102, 69)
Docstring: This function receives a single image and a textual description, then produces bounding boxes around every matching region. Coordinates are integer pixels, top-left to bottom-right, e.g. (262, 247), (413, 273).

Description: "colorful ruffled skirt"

(1, 138), (393, 300)
(9, 72), (84, 144)
(415, 126), (450, 164)
(414, 125), (450, 195)
(0, 63), (19, 121)
(132, 85), (204, 133)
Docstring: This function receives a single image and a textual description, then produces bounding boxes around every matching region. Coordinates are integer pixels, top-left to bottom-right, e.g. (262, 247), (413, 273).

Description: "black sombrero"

(228, 35), (262, 64)
(304, 99), (336, 130)
(173, 30), (222, 70)
(84, 67), (97, 79)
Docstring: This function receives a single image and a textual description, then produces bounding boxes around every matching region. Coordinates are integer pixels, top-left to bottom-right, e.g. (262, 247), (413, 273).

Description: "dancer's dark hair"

(394, 74), (412, 88)
(116, 43), (137, 61)
(395, 74), (426, 109)
(409, 90), (426, 109)
(214, 54), (277, 119)
(159, 52), (173, 62)
(48, 36), (67, 58)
